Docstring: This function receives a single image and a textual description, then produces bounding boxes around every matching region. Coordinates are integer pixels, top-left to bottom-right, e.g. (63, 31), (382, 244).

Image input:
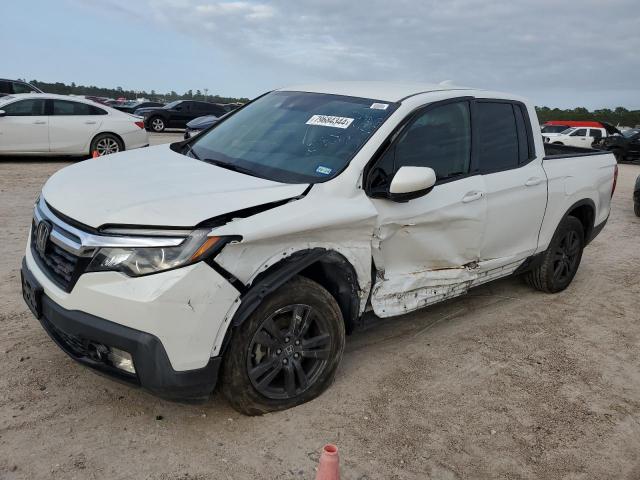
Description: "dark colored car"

(634, 174), (640, 217)
(595, 128), (640, 164)
(114, 101), (164, 114)
(183, 115), (221, 139)
(136, 100), (228, 132)
(0, 79), (43, 97)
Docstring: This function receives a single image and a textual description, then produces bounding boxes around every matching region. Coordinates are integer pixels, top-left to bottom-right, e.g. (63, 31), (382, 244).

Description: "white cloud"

(81, 0), (640, 107)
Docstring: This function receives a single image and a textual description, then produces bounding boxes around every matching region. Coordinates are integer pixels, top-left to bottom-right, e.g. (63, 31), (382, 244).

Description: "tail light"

(611, 164), (618, 198)
(134, 121), (144, 129)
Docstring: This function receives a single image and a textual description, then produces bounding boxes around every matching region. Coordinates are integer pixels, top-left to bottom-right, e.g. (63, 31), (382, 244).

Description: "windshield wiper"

(203, 158), (260, 178)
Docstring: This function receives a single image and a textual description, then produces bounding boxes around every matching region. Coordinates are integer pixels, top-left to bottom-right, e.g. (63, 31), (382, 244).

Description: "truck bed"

(543, 143), (609, 159)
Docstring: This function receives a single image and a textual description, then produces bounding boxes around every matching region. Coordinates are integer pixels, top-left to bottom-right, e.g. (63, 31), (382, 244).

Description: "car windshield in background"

(163, 100), (181, 109)
(189, 91), (398, 183)
(623, 129), (640, 138)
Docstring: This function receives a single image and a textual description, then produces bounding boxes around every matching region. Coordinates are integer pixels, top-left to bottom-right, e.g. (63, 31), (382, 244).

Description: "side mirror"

(0, 110), (5, 117)
(388, 166), (437, 201)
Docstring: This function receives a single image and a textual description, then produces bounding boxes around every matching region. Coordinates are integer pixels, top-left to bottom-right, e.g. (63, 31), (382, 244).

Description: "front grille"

(30, 222), (88, 292)
(44, 316), (89, 357)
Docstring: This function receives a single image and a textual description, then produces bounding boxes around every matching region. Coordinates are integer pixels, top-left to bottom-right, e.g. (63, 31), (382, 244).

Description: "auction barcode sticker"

(306, 115), (354, 129)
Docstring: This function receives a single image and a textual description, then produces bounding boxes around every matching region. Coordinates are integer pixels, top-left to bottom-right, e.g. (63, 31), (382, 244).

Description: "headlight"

(87, 229), (226, 277)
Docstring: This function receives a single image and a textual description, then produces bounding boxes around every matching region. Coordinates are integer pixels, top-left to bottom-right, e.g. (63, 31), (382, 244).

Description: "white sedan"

(0, 94), (149, 156)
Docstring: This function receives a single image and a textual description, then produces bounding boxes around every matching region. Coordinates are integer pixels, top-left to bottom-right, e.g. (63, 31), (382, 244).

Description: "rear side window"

(53, 100), (106, 115)
(11, 82), (34, 94)
(476, 102), (519, 172)
(3, 99), (46, 116)
(0, 81), (11, 94)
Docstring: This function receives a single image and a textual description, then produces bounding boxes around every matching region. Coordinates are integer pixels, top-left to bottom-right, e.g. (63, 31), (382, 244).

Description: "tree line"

(25, 79), (250, 104)
(536, 106), (640, 128)
(18, 80), (640, 126)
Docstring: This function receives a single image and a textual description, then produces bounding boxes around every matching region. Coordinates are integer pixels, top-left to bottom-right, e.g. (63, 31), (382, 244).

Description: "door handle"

(33, 120), (46, 125)
(462, 191), (484, 203)
(525, 177), (543, 187)
(84, 121), (97, 125)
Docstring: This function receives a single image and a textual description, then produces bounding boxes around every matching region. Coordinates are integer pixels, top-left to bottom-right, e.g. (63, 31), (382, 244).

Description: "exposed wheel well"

(90, 131), (125, 152)
(567, 203), (594, 241)
(228, 249), (362, 339)
(297, 253), (360, 334)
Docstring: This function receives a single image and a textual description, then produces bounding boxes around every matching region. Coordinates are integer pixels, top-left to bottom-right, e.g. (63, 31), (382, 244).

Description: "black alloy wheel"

(551, 229), (581, 285)
(246, 304), (331, 400)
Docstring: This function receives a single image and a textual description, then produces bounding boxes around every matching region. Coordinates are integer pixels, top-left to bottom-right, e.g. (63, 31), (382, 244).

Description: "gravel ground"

(0, 137), (639, 479)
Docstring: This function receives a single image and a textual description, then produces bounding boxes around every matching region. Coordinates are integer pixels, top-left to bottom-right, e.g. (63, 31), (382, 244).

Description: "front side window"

(476, 102), (519, 172)
(190, 91), (397, 183)
(387, 101), (471, 182)
(590, 129), (602, 139)
(2, 99), (46, 116)
(53, 100), (105, 115)
(163, 100), (182, 110)
(570, 128), (587, 137)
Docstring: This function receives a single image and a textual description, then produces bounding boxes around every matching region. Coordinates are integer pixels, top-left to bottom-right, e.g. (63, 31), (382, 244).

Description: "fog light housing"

(108, 348), (136, 374)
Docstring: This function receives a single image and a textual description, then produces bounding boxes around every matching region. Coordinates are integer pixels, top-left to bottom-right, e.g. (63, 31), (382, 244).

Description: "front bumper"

(22, 258), (223, 400)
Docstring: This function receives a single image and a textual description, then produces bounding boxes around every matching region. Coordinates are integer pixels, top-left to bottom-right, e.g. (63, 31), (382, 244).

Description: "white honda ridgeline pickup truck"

(22, 82), (617, 415)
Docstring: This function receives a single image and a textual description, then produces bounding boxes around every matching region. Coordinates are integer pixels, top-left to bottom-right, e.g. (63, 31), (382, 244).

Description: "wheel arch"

(563, 198), (596, 244)
(223, 248), (362, 349)
(90, 131), (125, 153)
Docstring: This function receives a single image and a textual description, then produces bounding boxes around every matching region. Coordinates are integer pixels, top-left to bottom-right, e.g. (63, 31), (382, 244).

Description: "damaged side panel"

(369, 175), (488, 317)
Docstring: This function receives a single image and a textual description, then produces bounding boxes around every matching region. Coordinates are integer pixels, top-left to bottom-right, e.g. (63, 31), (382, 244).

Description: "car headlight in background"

(87, 229), (227, 277)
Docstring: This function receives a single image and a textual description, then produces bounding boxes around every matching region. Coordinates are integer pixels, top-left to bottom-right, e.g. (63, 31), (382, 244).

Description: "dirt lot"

(1, 137), (639, 479)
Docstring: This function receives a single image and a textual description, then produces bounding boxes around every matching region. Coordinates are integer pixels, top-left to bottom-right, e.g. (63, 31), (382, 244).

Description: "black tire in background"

(148, 116), (166, 132)
(90, 133), (123, 156)
(525, 216), (585, 293)
(634, 203), (640, 217)
(222, 275), (345, 415)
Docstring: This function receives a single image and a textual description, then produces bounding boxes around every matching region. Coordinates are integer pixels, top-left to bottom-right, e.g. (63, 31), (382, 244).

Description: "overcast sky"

(3, 0), (639, 109)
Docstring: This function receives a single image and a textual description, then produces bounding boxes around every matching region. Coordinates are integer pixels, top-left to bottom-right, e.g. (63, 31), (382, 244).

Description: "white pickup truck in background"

(21, 82), (618, 415)
(543, 124), (621, 148)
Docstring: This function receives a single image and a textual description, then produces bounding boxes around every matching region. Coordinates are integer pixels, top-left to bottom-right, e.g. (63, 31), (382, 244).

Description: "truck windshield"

(189, 91), (398, 183)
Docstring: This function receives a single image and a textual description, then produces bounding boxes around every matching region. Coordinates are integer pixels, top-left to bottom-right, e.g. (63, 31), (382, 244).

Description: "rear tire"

(222, 276), (345, 415)
(90, 133), (123, 156)
(148, 116), (165, 132)
(525, 216), (585, 293)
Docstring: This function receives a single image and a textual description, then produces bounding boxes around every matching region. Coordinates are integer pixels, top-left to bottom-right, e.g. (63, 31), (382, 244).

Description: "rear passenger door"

(474, 100), (547, 269)
(588, 128), (602, 147)
(48, 100), (105, 153)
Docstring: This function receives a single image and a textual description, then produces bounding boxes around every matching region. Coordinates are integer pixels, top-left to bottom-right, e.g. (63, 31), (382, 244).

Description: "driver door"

(366, 99), (487, 317)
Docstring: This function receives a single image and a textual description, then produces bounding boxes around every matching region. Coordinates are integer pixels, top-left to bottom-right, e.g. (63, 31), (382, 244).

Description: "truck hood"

(42, 144), (308, 228)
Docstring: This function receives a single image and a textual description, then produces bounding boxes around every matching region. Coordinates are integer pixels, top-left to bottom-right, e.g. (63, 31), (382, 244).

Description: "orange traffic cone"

(92, 150), (100, 158)
(315, 444), (340, 480)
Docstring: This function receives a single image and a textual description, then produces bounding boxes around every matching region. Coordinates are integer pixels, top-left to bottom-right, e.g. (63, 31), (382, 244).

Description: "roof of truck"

(279, 81), (475, 102)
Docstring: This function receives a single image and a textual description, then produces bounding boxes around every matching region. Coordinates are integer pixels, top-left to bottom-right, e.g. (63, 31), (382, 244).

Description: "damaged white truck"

(21, 82), (617, 414)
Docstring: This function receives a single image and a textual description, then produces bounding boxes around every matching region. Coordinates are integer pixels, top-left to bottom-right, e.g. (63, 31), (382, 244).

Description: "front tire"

(90, 133), (123, 156)
(525, 216), (585, 293)
(222, 276), (345, 415)
(148, 116), (166, 132)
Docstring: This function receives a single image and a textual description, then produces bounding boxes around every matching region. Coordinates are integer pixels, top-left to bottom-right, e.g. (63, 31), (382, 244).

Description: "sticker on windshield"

(306, 115), (354, 129)
(370, 103), (389, 110)
(316, 166), (333, 175)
